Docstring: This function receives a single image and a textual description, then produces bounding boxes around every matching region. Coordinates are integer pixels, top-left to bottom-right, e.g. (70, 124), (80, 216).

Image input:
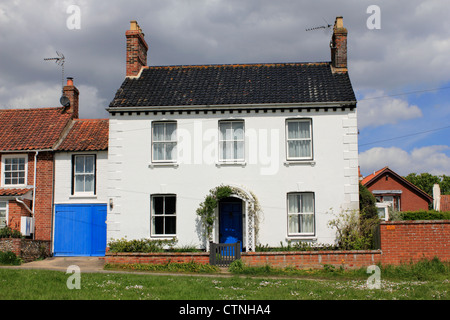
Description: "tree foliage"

(404, 173), (450, 196)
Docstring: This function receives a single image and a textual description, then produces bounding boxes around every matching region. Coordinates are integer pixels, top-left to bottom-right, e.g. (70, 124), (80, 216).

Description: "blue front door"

(219, 200), (243, 251)
(54, 204), (107, 256)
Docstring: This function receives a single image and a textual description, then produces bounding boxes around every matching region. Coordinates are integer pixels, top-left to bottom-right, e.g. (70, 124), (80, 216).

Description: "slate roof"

(109, 62), (356, 108)
(0, 107), (72, 151)
(56, 119), (109, 151)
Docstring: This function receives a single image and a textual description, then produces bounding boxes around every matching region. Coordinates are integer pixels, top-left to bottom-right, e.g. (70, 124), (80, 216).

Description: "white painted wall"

(107, 108), (359, 249)
(54, 151), (108, 204)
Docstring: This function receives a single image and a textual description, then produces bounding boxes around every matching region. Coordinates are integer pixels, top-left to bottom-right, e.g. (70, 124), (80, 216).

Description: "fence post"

(209, 241), (215, 265)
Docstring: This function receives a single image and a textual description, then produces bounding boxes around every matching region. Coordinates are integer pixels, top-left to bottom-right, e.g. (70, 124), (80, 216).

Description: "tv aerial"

(305, 18), (332, 32)
(44, 51), (70, 107)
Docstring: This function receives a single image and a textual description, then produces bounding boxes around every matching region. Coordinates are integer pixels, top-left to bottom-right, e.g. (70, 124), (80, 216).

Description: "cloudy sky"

(0, 0), (449, 177)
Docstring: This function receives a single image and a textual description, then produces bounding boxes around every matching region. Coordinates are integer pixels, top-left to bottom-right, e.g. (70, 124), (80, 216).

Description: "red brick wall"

(366, 173), (430, 211)
(33, 152), (54, 241)
(242, 250), (381, 269)
(380, 220), (450, 264)
(101, 252), (210, 265)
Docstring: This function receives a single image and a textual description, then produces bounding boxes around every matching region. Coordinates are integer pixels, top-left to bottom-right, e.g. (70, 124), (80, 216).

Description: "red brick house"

(0, 78), (79, 241)
(361, 167), (433, 219)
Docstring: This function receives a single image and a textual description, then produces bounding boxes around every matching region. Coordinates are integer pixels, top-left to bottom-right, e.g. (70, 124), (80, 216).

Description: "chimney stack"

(62, 77), (79, 119)
(126, 20), (148, 77)
(330, 16), (348, 73)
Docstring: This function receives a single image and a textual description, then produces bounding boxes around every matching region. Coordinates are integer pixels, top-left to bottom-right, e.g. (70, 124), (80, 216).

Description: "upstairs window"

(2, 155), (27, 186)
(219, 120), (245, 162)
(73, 155), (96, 194)
(286, 119), (313, 160)
(152, 122), (177, 162)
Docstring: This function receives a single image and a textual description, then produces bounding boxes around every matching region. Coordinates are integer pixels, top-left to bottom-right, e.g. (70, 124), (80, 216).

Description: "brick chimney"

(330, 16), (348, 73)
(62, 77), (79, 119)
(126, 20), (148, 77)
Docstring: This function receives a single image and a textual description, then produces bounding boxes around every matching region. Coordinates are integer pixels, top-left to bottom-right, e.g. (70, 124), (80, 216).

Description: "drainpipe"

(15, 198), (33, 214)
(31, 150), (38, 240)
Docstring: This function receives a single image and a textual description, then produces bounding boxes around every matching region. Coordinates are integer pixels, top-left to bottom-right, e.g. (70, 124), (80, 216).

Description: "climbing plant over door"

(196, 184), (261, 250)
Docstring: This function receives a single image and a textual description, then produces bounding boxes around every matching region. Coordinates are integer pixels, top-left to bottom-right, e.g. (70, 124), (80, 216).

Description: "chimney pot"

(63, 77), (79, 119)
(126, 20), (148, 77)
(330, 16), (348, 73)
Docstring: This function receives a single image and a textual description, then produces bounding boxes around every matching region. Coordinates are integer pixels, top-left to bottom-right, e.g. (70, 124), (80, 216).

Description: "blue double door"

(54, 204), (107, 256)
(219, 199), (243, 251)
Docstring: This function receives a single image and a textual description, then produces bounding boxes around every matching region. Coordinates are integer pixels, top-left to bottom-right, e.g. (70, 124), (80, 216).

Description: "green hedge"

(394, 210), (450, 221)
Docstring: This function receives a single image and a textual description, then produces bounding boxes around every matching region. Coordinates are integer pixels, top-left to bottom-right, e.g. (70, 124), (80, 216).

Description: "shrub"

(0, 251), (22, 265)
(0, 227), (22, 239)
(108, 238), (177, 253)
(328, 209), (379, 250)
(394, 210), (450, 221)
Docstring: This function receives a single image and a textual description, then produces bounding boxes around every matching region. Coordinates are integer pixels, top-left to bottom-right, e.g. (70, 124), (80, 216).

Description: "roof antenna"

(305, 18), (332, 32)
(44, 51), (70, 107)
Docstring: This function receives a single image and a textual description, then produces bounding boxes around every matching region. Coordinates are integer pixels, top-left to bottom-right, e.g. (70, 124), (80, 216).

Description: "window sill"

(286, 235), (317, 241)
(148, 162), (179, 168)
(284, 160), (316, 167)
(69, 194), (97, 199)
(216, 161), (247, 167)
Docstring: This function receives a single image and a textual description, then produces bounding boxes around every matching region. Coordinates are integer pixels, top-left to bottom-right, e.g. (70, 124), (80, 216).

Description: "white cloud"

(359, 145), (450, 176)
(357, 90), (423, 128)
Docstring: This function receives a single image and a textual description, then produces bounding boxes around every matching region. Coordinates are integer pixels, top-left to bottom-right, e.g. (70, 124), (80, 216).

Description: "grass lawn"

(0, 263), (448, 300)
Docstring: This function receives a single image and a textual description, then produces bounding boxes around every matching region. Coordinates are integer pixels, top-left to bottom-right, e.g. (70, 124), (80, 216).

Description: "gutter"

(106, 101), (358, 113)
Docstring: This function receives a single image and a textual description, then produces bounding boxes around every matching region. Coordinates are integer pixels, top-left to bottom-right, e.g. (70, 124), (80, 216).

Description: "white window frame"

(287, 192), (315, 236)
(150, 194), (177, 237)
(1, 154), (27, 187)
(152, 121), (177, 163)
(218, 120), (245, 162)
(0, 201), (8, 229)
(73, 154), (96, 195)
(286, 119), (313, 161)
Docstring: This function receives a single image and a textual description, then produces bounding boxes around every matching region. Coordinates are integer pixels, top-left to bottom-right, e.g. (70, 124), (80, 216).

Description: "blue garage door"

(54, 204), (107, 256)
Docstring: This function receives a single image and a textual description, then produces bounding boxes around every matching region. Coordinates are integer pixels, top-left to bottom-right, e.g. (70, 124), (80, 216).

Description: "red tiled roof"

(0, 107), (72, 151)
(56, 119), (109, 151)
(361, 166), (433, 202)
(0, 188), (32, 197)
(441, 195), (450, 212)
(361, 167), (387, 185)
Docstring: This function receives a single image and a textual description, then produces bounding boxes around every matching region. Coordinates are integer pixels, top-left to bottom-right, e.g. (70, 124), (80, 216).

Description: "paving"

(14, 256), (107, 273)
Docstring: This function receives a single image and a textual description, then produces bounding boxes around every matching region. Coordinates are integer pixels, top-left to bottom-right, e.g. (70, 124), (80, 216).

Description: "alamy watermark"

(66, 5), (81, 30)
(367, 5), (381, 29)
(66, 265), (81, 289)
(366, 265), (381, 289)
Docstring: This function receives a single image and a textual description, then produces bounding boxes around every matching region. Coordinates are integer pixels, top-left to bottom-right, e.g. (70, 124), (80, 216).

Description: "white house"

(106, 17), (359, 251)
(53, 117), (109, 256)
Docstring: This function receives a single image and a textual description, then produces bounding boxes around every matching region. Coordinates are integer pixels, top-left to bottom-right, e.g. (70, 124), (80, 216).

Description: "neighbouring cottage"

(361, 166), (433, 220)
(0, 77), (110, 258)
(53, 117), (109, 256)
(106, 17), (359, 251)
(0, 79), (78, 242)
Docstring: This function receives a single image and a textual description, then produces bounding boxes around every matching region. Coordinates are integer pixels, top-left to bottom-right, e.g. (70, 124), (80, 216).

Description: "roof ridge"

(0, 106), (65, 112)
(144, 61), (331, 69)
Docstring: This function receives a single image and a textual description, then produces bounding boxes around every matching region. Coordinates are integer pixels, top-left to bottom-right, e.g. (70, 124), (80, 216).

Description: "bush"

(0, 227), (22, 239)
(256, 241), (339, 252)
(328, 209), (379, 250)
(393, 210), (450, 221)
(108, 238), (178, 253)
(0, 251), (21, 265)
